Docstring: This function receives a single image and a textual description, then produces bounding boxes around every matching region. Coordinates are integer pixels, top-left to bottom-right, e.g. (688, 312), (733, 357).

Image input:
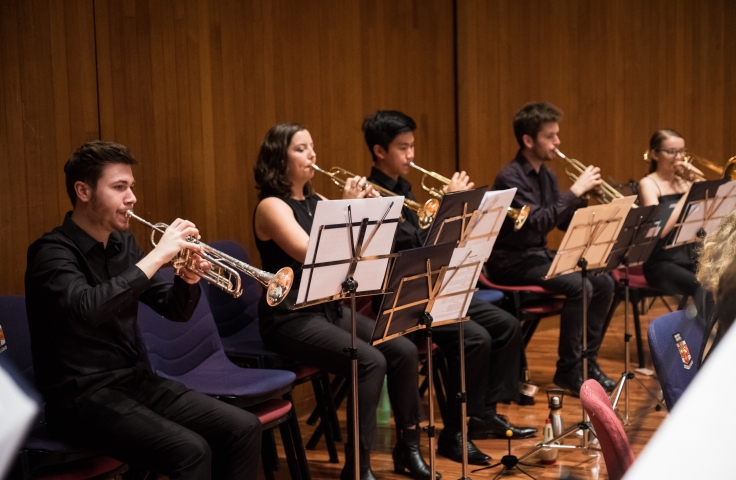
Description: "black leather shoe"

(468, 414), (538, 440)
(553, 369), (584, 397)
(340, 444), (377, 480)
(437, 429), (490, 465)
(588, 362), (617, 392)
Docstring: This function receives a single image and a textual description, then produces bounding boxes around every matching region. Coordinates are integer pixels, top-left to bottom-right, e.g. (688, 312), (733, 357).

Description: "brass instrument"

(126, 210), (293, 305)
(555, 148), (630, 205)
(409, 162), (531, 231)
(643, 150), (736, 182)
(311, 164), (439, 229)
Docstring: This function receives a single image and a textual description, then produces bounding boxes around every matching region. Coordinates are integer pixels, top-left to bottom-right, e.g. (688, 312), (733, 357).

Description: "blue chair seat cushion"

(473, 289), (504, 304)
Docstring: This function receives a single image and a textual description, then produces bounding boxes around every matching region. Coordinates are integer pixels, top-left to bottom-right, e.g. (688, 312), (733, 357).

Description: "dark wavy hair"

(513, 102), (563, 149)
(254, 123), (313, 200)
(64, 141), (138, 207)
(647, 129), (683, 174)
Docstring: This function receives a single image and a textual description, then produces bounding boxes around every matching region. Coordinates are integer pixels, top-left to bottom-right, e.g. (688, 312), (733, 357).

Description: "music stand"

(291, 197), (402, 478)
(372, 242), (459, 480)
(601, 204), (670, 424)
(516, 197), (637, 462)
(422, 187), (515, 480)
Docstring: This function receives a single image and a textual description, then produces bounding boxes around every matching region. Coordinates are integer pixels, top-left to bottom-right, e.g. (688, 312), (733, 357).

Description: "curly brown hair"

(254, 123), (313, 200)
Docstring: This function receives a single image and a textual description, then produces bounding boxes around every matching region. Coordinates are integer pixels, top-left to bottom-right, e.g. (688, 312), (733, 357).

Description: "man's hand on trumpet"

(136, 218), (210, 282)
(342, 175), (378, 199)
(570, 165), (602, 198)
(443, 171), (475, 193)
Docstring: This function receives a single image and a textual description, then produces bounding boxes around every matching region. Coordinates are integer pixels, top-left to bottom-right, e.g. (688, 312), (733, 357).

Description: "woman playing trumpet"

(639, 129), (711, 316)
(253, 123), (437, 480)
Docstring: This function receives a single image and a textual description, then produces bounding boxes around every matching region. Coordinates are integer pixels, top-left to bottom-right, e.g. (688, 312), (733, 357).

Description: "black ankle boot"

(340, 444), (377, 480)
(392, 429), (442, 479)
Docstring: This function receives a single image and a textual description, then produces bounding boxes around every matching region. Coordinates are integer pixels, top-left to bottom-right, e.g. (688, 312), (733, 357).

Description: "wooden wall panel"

(457, 0), (736, 249)
(457, 0), (736, 199)
(92, 0), (456, 267)
(0, 0), (98, 294)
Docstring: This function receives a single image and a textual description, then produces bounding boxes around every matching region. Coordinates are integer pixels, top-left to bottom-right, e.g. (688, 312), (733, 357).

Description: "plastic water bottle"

(376, 375), (391, 425)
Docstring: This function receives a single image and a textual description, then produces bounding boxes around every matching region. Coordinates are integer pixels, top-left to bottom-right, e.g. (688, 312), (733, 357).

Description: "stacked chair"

(0, 295), (129, 480)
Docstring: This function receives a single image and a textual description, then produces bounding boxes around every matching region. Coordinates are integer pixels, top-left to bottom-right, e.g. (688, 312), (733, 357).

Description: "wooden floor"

(264, 298), (674, 480)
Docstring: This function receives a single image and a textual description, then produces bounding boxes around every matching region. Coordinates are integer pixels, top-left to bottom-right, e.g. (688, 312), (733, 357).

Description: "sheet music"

(459, 188), (517, 261)
(674, 179), (736, 243)
(0, 364), (38, 479)
(429, 246), (479, 325)
(296, 197), (402, 305)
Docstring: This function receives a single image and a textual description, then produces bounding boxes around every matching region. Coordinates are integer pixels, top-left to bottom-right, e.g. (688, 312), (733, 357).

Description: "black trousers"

(47, 371), (262, 480)
(489, 256), (615, 372)
(431, 298), (522, 431)
(262, 306), (422, 450)
(644, 260), (714, 318)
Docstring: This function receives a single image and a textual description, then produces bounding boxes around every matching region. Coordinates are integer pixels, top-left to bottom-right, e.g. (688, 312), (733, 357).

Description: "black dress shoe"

(588, 362), (617, 392)
(468, 414), (538, 440)
(437, 429), (490, 465)
(553, 369), (584, 397)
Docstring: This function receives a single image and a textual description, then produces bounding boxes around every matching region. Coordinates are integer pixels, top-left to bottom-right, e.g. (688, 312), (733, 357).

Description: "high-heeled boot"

(340, 444), (377, 480)
(392, 428), (442, 479)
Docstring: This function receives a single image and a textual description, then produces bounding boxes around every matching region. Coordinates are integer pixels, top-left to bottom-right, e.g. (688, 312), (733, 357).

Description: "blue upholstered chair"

(647, 309), (705, 411)
(0, 295), (128, 480)
(136, 269), (309, 479)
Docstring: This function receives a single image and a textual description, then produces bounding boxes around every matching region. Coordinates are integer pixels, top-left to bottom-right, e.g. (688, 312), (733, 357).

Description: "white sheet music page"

(429, 246), (479, 325)
(297, 197), (403, 304)
(0, 366), (38, 478)
(459, 188), (516, 262)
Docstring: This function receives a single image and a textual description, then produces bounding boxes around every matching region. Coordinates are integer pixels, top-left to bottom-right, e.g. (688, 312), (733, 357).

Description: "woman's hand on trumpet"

(342, 175), (378, 199)
(674, 159), (705, 182)
(443, 171), (475, 193)
(570, 165), (602, 198)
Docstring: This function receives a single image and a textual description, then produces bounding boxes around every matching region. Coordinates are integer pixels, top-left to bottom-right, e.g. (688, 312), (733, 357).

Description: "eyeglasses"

(656, 148), (687, 157)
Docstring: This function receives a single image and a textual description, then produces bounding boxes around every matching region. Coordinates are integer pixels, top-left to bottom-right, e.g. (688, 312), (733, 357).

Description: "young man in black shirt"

(364, 111), (536, 465)
(25, 141), (262, 480)
(489, 102), (616, 396)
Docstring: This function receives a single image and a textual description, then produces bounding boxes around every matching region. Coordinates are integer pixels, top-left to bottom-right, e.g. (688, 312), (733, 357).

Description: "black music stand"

(372, 242), (460, 480)
(513, 198), (637, 464)
(601, 204), (670, 424)
(422, 186), (504, 480)
(291, 197), (401, 478)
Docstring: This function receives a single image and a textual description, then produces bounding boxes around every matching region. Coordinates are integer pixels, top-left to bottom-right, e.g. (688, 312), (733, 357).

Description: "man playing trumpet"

(364, 110), (536, 466)
(25, 141), (262, 479)
(488, 102), (616, 397)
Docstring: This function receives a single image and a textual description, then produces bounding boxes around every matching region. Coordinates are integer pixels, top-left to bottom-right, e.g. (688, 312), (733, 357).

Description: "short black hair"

(253, 123), (313, 200)
(362, 110), (416, 161)
(64, 141), (138, 207)
(513, 102), (563, 149)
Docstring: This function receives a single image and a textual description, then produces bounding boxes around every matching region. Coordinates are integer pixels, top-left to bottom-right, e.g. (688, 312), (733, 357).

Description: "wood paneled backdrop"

(1, 0), (735, 295)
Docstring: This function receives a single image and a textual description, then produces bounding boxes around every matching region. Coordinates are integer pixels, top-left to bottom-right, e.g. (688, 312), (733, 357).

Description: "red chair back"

(580, 380), (635, 480)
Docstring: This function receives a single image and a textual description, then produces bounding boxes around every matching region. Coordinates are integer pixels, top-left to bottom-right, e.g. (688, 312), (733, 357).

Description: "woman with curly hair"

(253, 123), (438, 480)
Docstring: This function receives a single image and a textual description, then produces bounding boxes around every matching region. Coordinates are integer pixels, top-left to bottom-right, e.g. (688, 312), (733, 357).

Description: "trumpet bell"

(507, 205), (530, 232)
(266, 267), (294, 306)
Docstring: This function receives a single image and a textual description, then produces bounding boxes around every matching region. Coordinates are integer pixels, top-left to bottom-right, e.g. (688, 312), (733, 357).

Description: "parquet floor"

(265, 298), (674, 480)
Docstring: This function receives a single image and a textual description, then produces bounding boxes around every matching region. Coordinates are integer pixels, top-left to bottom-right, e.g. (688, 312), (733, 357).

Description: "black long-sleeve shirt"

(367, 167), (429, 251)
(25, 212), (200, 405)
(490, 151), (587, 269)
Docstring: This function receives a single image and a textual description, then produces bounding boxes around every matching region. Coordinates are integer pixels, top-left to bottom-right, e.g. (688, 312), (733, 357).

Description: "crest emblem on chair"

(672, 332), (693, 370)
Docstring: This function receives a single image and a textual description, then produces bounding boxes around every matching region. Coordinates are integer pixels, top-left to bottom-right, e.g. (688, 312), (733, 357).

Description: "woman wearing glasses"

(638, 129), (709, 313)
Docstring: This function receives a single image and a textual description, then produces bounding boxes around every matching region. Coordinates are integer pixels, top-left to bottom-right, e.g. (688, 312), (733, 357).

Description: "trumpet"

(126, 211), (293, 305)
(311, 164), (439, 229)
(643, 150), (736, 182)
(409, 162), (531, 231)
(555, 148), (630, 206)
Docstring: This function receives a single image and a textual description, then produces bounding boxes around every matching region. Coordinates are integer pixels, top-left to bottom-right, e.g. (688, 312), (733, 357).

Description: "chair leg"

(310, 375), (339, 463)
(261, 429), (278, 480)
(307, 375), (345, 451)
(631, 291), (646, 369)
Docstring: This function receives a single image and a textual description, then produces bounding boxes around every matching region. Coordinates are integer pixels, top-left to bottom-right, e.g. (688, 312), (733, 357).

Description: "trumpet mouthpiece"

(554, 148), (566, 159)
